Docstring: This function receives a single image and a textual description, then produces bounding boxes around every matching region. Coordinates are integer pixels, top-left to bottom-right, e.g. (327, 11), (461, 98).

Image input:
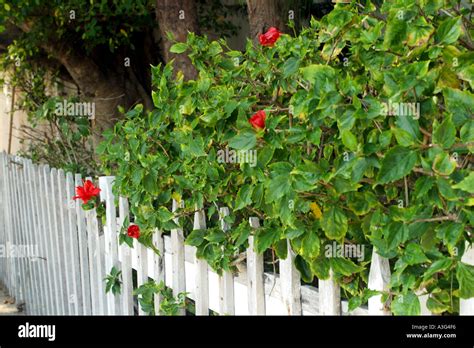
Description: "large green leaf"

(377, 146), (417, 184)
(321, 206), (348, 240)
(433, 116), (456, 149)
(402, 244), (430, 265)
(300, 64), (336, 90)
(301, 231), (320, 259)
(228, 131), (257, 151)
(453, 172), (474, 193)
(330, 257), (364, 276)
(341, 129), (358, 152)
(456, 262), (474, 299)
(435, 17), (462, 45)
(391, 292), (421, 315)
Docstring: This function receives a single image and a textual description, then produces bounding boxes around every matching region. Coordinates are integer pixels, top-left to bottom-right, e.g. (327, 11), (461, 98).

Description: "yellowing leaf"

(171, 192), (181, 203)
(310, 202), (322, 219)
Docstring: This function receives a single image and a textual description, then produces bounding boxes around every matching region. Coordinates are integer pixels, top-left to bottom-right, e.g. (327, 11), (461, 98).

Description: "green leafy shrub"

(100, 0), (474, 315)
(134, 280), (188, 316)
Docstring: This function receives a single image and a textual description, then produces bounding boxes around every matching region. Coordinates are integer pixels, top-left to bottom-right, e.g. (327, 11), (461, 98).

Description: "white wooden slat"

(368, 249), (391, 315)
(247, 217), (265, 315)
(460, 242), (474, 315)
(416, 290), (431, 315)
(84, 194), (105, 315)
(25, 160), (41, 314)
(118, 197), (134, 315)
(99, 231), (108, 314)
(7, 157), (17, 298)
(319, 269), (341, 315)
(279, 240), (302, 315)
(14, 158), (26, 311)
(153, 229), (165, 315)
(7, 158), (18, 302)
(58, 169), (76, 314)
(171, 199), (186, 315)
(12, 159), (22, 301)
(0, 153), (4, 287)
(99, 176), (122, 315)
(50, 168), (68, 314)
(24, 159), (38, 314)
(218, 207), (235, 315)
(12, 158), (26, 305)
(65, 172), (83, 315)
(0, 153), (5, 289)
(4, 154), (14, 296)
(15, 158), (30, 312)
(32, 163), (49, 315)
(137, 240), (148, 316)
(74, 174), (92, 315)
(193, 209), (209, 315)
(8, 158), (16, 297)
(22, 159), (36, 314)
(41, 165), (57, 314)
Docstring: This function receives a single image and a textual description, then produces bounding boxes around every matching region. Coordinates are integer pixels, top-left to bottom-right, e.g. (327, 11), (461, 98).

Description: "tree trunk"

(13, 22), (152, 140)
(155, 0), (199, 80)
(246, 0), (291, 43)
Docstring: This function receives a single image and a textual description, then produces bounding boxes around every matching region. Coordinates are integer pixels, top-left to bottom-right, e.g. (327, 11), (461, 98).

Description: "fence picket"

(74, 174), (92, 315)
(0, 153), (5, 292)
(137, 240), (148, 316)
(17, 158), (31, 313)
(279, 240), (302, 315)
(218, 207), (235, 315)
(118, 197), (134, 315)
(247, 217), (265, 315)
(49, 168), (68, 314)
(84, 196), (103, 314)
(25, 160), (41, 314)
(153, 229), (165, 315)
(460, 242), (474, 315)
(59, 171), (83, 315)
(58, 169), (76, 314)
(193, 209), (209, 315)
(99, 176), (122, 315)
(319, 269), (341, 315)
(171, 199), (186, 315)
(10, 158), (22, 303)
(41, 165), (56, 314)
(368, 249), (391, 315)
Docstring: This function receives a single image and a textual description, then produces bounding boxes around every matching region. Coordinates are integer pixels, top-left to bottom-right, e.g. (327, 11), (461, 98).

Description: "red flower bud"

(259, 27), (281, 47)
(249, 110), (266, 130)
(73, 180), (101, 204)
(127, 225), (140, 239)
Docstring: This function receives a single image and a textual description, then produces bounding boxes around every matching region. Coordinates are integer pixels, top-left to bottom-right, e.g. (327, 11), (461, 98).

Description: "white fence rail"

(0, 153), (473, 315)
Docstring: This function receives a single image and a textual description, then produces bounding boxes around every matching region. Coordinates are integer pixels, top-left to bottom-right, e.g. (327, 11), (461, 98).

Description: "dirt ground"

(0, 284), (21, 315)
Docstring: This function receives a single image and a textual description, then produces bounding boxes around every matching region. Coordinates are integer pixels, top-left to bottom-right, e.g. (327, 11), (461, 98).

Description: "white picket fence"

(0, 152), (473, 315)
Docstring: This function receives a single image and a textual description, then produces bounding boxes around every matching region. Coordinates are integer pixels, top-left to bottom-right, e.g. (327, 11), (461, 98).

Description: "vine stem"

(411, 214), (458, 224)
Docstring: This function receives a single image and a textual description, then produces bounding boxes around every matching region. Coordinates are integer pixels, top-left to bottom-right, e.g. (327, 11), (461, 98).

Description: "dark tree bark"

(155, 0), (199, 80)
(246, 0), (290, 43)
(4, 22), (153, 143)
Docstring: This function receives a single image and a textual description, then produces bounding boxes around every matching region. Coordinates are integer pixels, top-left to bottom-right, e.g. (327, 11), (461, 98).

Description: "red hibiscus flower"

(127, 225), (140, 239)
(73, 180), (101, 204)
(259, 27), (281, 46)
(249, 110), (266, 130)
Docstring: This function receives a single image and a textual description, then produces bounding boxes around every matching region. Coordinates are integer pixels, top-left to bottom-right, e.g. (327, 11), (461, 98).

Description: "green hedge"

(99, 0), (474, 315)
